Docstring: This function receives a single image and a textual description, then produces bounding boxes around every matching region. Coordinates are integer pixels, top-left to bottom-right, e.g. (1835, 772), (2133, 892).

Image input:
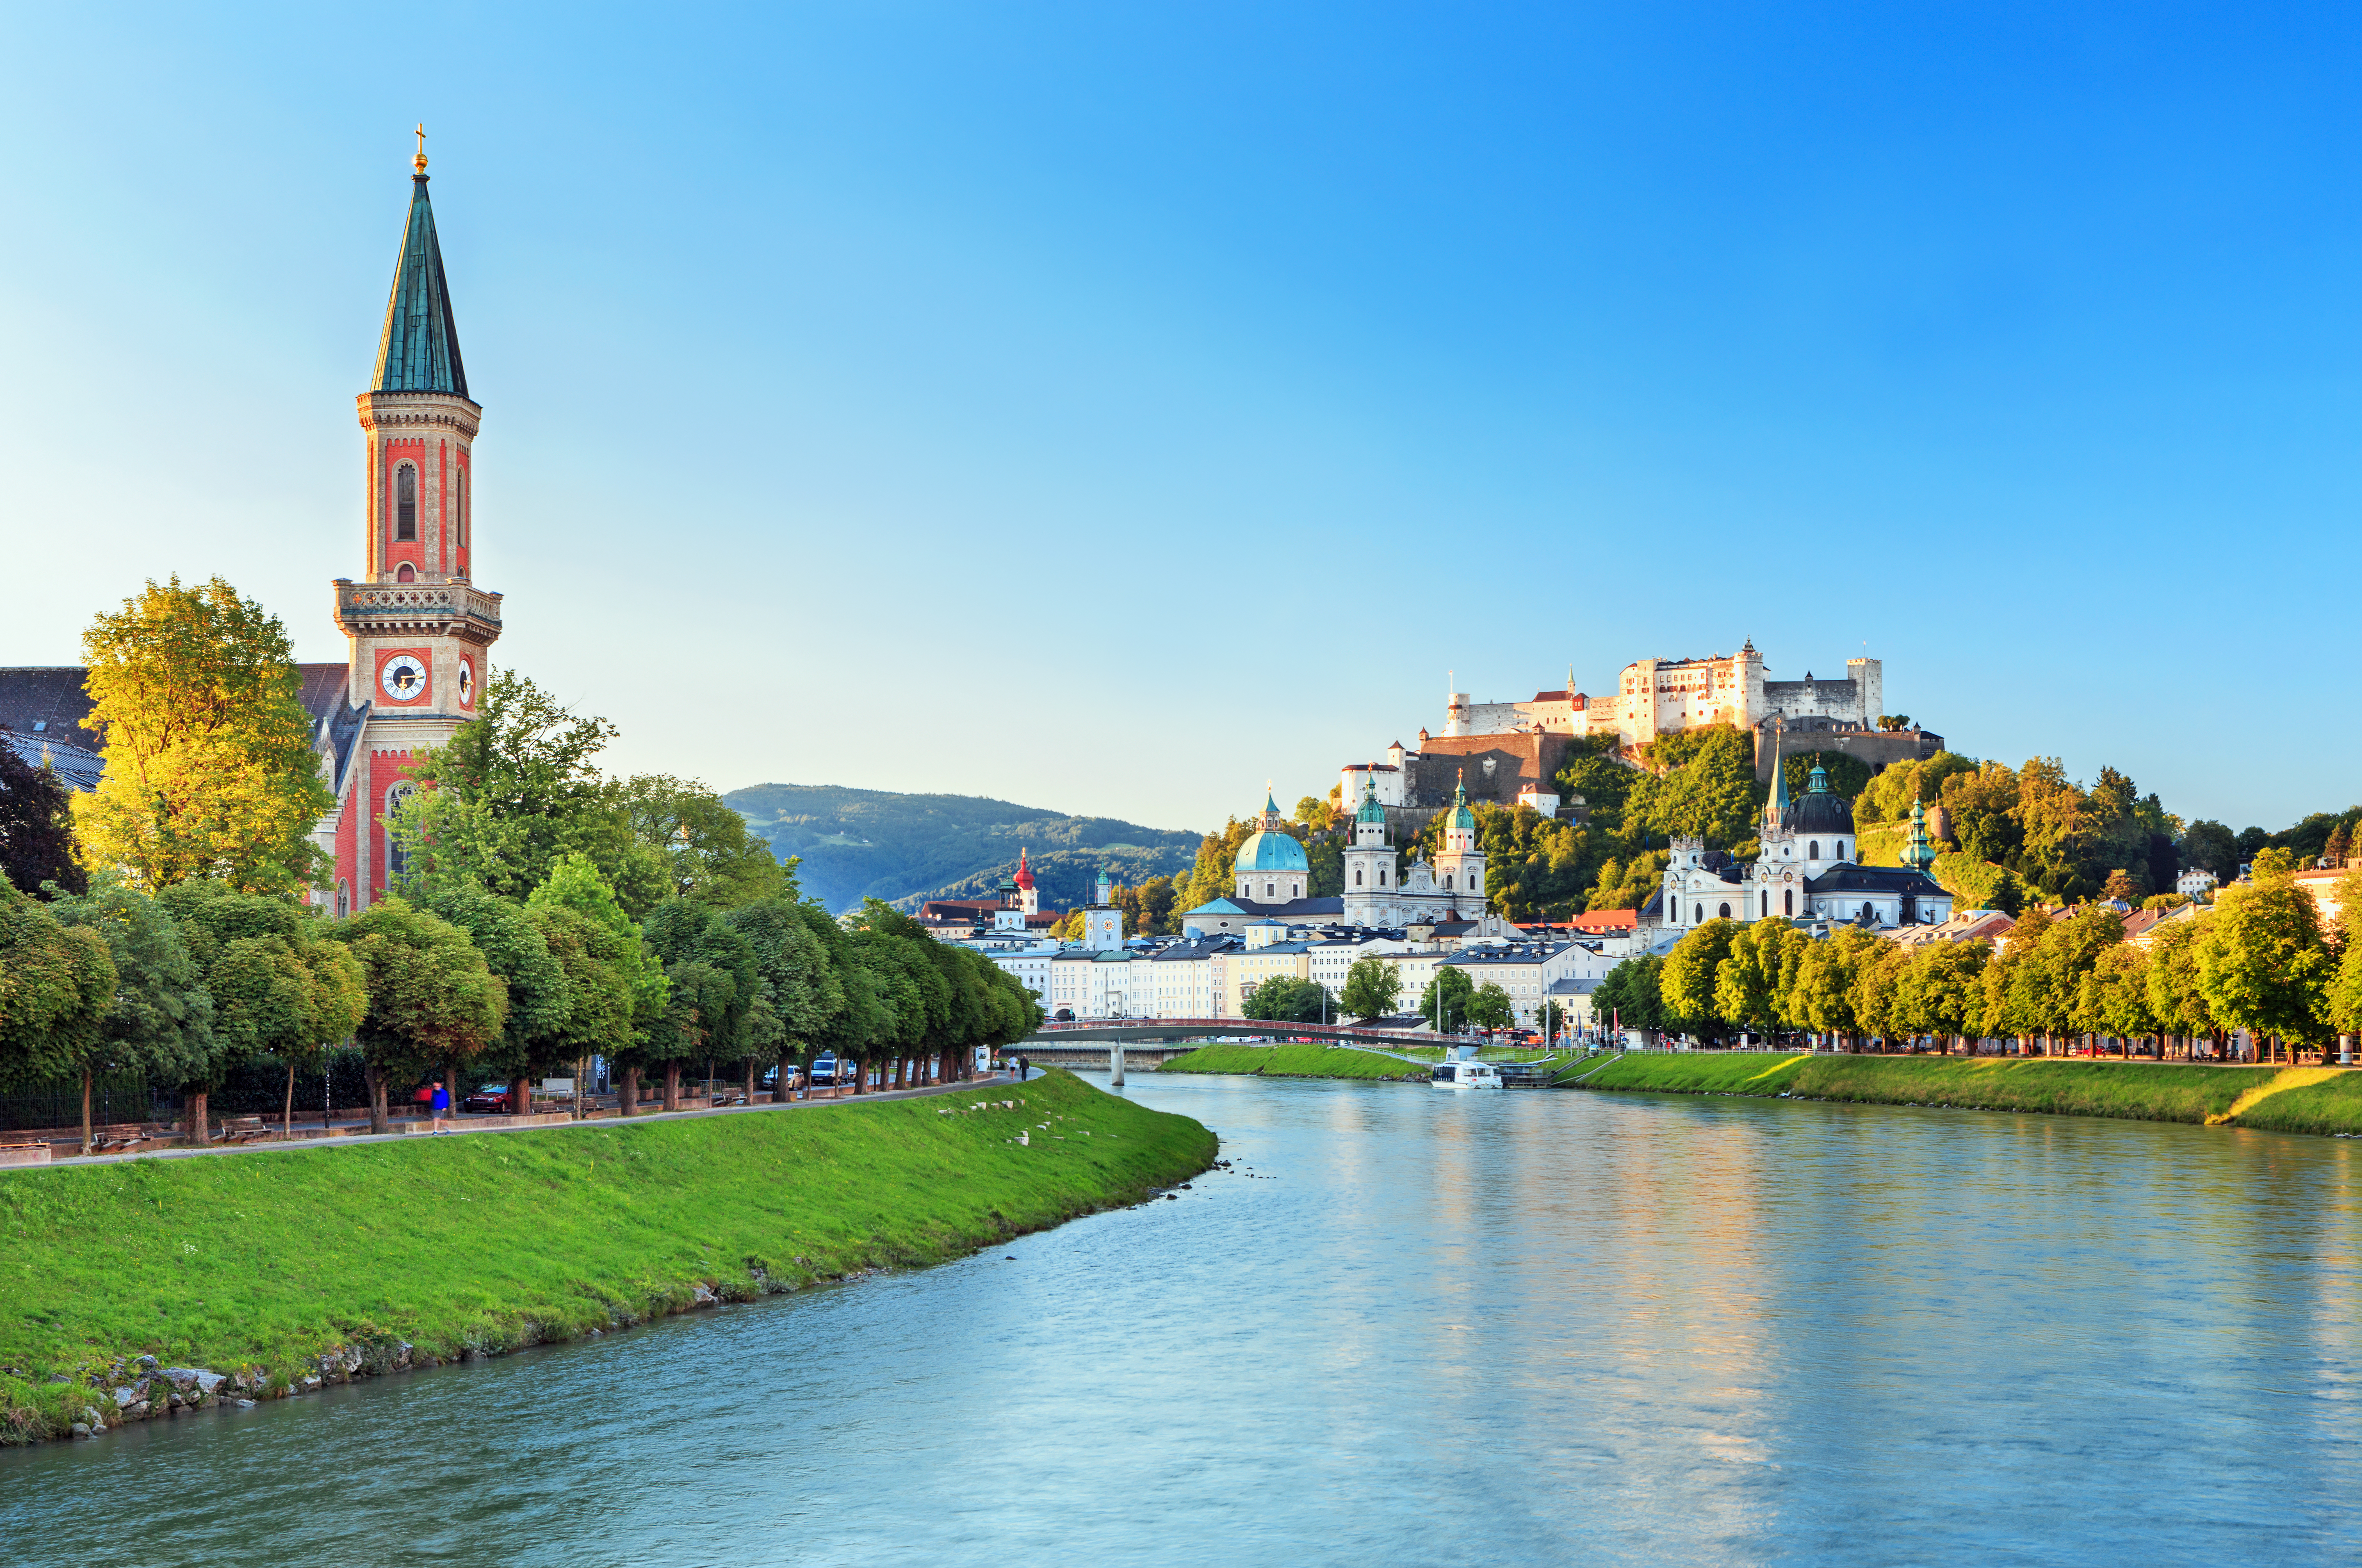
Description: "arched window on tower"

(394, 464), (417, 542)
(1443, 874), (1453, 890)
(1718, 903), (1731, 919)
(396, 563), (415, 583)
(1808, 840), (1820, 860)
(456, 467), (468, 549)
(1354, 868), (1363, 886)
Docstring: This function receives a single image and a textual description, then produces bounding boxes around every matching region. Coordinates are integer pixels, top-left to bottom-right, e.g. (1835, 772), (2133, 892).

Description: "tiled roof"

(0, 662), (363, 795)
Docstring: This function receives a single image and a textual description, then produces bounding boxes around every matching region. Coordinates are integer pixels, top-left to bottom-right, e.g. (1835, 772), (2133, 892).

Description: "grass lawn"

(1158, 1043), (1424, 1080)
(0, 1070), (1213, 1443)
(1570, 1051), (2362, 1135)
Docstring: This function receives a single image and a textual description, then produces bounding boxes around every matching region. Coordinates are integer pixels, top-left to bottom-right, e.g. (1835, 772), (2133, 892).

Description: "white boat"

(1429, 1054), (1503, 1090)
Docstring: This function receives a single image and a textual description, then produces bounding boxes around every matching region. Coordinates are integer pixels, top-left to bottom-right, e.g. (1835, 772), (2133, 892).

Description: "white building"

(2177, 868), (2219, 899)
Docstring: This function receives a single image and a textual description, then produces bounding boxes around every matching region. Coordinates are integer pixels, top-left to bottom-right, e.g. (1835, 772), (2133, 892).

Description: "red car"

(461, 1086), (515, 1114)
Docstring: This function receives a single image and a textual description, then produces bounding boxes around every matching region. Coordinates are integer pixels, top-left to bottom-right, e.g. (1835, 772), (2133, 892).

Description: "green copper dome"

(1236, 827), (1310, 874)
(1446, 774), (1475, 831)
(1355, 776), (1386, 826)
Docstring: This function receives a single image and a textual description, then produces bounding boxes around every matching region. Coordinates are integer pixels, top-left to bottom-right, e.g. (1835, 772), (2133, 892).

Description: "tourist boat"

(1430, 1056), (1504, 1090)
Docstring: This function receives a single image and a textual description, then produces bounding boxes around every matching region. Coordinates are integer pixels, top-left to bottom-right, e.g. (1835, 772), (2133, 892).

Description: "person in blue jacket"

(430, 1079), (451, 1133)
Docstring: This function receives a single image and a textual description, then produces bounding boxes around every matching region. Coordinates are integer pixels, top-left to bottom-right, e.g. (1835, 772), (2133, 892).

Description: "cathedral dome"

(1790, 762), (1852, 836)
(1236, 829), (1310, 874)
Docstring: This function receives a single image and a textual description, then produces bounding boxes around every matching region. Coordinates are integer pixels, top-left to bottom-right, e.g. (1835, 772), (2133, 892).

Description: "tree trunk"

(81, 1067), (93, 1158)
(743, 1055), (756, 1105)
(366, 1064), (388, 1135)
(663, 1060), (680, 1113)
(511, 1074), (532, 1119)
(620, 1064), (640, 1117)
(187, 1087), (210, 1146)
(283, 1062), (296, 1142)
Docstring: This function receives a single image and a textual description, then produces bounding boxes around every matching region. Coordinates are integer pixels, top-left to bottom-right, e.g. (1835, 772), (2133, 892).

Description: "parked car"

(462, 1085), (514, 1114)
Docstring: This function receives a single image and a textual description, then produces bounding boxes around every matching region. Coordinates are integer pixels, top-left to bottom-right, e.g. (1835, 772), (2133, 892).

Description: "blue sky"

(5, 4), (2355, 835)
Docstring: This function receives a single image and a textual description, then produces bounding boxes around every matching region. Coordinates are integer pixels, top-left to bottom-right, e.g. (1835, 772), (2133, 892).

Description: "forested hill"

(722, 783), (1201, 915)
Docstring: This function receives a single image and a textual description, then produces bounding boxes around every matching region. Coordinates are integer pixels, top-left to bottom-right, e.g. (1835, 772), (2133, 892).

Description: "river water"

(5, 1076), (2358, 1565)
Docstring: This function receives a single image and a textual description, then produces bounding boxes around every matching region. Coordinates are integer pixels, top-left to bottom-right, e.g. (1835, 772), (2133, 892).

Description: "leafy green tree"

(1594, 954), (1664, 1042)
(2180, 820), (2240, 880)
(2142, 920), (2216, 1056)
(46, 876), (218, 1150)
(2196, 871), (2335, 1061)
(327, 898), (509, 1132)
(73, 577), (331, 894)
(721, 898), (842, 1098)
(1586, 850), (1670, 913)
(0, 884), (118, 1108)
(1714, 918), (1800, 1042)
(1630, 725), (1758, 852)
(616, 774), (796, 908)
(416, 884), (574, 1117)
(0, 736), (85, 897)
(387, 671), (668, 916)
(159, 881), (366, 1142)
(2079, 944), (2157, 1054)
(1417, 966), (1477, 1032)
(1661, 918), (1741, 1043)
(527, 852), (669, 1085)
(1554, 734), (1640, 840)
(1339, 956), (1402, 1020)
(1847, 938), (1904, 1047)
(1242, 975), (1328, 1024)
(526, 902), (636, 1114)
(1789, 926), (1881, 1049)
(1891, 939), (1989, 1052)
(640, 898), (761, 1110)
(1466, 982), (1514, 1032)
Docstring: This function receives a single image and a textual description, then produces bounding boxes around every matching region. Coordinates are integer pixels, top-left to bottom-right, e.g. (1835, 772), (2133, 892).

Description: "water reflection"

(3, 1080), (2355, 1565)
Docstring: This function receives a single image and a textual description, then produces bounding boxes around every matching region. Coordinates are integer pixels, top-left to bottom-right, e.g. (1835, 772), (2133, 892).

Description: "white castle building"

(1438, 644), (1886, 749)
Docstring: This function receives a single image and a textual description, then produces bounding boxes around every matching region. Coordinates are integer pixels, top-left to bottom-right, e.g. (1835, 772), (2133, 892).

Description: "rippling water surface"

(6, 1077), (2359, 1565)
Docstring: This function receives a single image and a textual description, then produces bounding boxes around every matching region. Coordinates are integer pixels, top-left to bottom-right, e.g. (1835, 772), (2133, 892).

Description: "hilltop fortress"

(1340, 643), (1943, 835)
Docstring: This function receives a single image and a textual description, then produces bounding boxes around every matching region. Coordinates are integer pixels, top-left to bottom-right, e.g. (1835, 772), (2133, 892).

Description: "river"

(5, 1076), (2358, 1564)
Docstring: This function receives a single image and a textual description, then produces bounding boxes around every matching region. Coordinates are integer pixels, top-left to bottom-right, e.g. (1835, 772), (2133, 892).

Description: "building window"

(1355, 869), (1363, 886)
(336, 881), (349, 919)
(1718, 903), (1730, 919)
(1808, 840), (1820, 861)
(1784, 888), (1794, 916)
(1694, 904), (1702, 923)
(456, 467), (468, 548)
(395, 464), (417, 542)
(396, 563), (415, 583)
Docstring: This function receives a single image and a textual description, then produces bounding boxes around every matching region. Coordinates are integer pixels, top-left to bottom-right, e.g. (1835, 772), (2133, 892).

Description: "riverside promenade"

(16, 1072), (1019, 1173)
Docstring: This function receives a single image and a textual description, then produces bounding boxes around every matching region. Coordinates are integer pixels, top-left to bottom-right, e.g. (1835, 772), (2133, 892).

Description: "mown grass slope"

(0, 1070), (1213, 1442)
(1570, 1052), (2362, 1134)
(1158, 1043), (1422, 1080)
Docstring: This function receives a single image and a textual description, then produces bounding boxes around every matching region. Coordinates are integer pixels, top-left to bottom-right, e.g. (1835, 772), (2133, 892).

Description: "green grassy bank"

(1569, 1052), (2362, 1137)
(1158, 1043), (1424, 1080)
(0, 1070), (1215, 1445)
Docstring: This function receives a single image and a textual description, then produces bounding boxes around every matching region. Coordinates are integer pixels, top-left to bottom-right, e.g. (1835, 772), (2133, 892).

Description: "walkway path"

(31, 1073), (1020, 1171)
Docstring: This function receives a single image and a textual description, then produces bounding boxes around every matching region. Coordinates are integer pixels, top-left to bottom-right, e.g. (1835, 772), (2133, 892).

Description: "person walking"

(430, 1079), (451, 1133)
(1017, 1054), (1031, 1083)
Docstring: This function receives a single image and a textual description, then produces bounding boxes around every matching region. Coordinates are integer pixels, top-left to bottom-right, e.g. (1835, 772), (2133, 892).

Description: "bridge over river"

(1014, 1018), (1455, 1072)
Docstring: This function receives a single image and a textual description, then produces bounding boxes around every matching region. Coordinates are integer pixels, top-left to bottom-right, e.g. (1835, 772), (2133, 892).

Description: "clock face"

(381, 654), (428, 702)
(457, 658), (475, 708)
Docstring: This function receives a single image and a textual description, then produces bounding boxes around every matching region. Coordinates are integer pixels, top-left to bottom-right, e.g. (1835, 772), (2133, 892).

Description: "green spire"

(374, 169), (468, 397)
(1764, 725), (1790, 827)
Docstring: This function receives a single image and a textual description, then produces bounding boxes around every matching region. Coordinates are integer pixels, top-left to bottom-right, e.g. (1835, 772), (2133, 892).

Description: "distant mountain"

(723, 783), (1202, 914)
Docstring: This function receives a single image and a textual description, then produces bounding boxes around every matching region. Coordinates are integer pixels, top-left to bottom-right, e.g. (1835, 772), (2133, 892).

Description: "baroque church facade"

(1655, 733), (1952, 934)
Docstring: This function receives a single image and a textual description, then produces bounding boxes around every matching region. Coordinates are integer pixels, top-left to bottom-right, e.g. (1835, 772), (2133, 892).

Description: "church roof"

(1236, 827), (1309, 873)
(1446, 773), (1475, 830)
(1806, 864), (1945, 897)
(1355, 775), (1387, 826)
(1790, 761), (1852, 835)
(374, 171), (469, 397)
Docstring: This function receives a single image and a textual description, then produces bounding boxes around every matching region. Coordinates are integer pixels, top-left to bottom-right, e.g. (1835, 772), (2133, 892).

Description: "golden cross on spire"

(413, 123), (429, 175)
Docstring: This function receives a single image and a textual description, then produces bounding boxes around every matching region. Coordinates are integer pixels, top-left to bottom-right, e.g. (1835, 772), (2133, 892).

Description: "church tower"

(329, 136), (504, 912)
(1432, 772), (1487, 915)
(1342, 773), (1395, 924)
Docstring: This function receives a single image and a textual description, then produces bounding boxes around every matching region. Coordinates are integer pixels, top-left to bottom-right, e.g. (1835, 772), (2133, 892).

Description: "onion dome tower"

(1012, 846), (1038, 915)
(1790, 756), (1854, 864)
(1433, 771), (1486, 909)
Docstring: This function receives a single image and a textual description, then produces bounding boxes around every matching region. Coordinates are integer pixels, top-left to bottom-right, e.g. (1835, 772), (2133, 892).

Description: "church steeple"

(373, 131), (469, 398)
(1763, 721), (1790, 832)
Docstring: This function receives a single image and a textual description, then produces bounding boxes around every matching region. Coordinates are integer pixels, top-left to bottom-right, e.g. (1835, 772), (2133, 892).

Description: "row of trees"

(1594, 864), (2362, 1061)
(0, 579), (1041, 1148)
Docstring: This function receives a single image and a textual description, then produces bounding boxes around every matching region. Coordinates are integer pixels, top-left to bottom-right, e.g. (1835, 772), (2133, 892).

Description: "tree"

(1891, 939), (1989, 1053)
(1339, 956), (1402, 1020)
(0, 734), (85, 897)
(2196, 872), (2335, 1061)
(415, 884), (574, 1117)
(2143, 920), (2216, 1057)
(2102, 871), (2143, 904)
(2181, 820), (2240, 880)
(615, 774), (796, 908)
(1418, 966), (1477, 1032)
(158, 880), (365, 1143)
(1661, 918), (1741, 1043)
(386, 670), (668, 916)
(327, 899), (509, 1133)
(2080, 944), (2157, 1056)
(0, 884), (117, 1103)
(1789, 927), (1881, 1049)
(527, 851), (669, 1110)
(721, 898), (842, 1100)
(73, 577), (332, 894)
(1594, 954), (1664, 1043)
(1242, 975), (1328, 1024)
(1714, 919), (1800, 1043)
(1630, 725), (1758, 851)
(1466, 982), (1515, 1032)
(46, 876), (218, 1151)
(640, 898), (761, 1110)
